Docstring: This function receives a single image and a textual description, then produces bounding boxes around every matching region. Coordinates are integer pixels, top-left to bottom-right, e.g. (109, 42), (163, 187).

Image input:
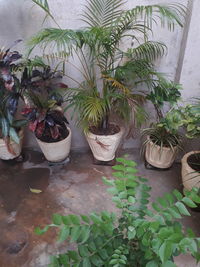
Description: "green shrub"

(35, 158), (200, 266)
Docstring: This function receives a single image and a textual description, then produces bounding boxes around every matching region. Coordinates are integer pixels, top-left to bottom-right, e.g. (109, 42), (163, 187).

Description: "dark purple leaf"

(50, 125), (59, 139)
(46, 115), (55, 126)
(36, 121), (45, 137)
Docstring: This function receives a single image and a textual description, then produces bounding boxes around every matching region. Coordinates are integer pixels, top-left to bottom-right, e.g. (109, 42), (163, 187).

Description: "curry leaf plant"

(29, 0), (186, 133)
(36, 158), (200, 266)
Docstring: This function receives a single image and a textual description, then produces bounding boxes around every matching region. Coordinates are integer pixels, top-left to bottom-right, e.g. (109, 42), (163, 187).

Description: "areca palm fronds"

(30, 0), (186, 132)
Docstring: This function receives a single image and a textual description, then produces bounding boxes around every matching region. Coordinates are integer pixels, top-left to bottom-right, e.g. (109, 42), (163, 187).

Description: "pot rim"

(36, 126), (71, 145)
(86, 124), (124, 138)
(181, 151), (200, 166)
(147, 136), (177, 152)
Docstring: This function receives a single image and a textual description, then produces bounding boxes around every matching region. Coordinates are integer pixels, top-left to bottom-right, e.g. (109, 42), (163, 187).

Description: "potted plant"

(180, 103), (200, 191)
(29, 0), (186, 163)
(35, 157), (200, 266)
(0, 41), (27, 160)
(22, 91), (71, 162)
(142, 119), (182, 169)
(142, 82), (183, 169)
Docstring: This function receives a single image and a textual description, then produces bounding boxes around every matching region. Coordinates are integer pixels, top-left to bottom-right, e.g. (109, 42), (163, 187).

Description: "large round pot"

(181, 151), (200, 191)
(145, 137), (177, 169)
(85, 126), (124, 161)
(36, 127), (72, 162)
(0, 129), (24, 160)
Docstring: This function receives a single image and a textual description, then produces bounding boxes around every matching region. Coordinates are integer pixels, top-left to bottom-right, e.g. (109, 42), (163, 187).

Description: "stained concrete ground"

(0, 148), (199, 267)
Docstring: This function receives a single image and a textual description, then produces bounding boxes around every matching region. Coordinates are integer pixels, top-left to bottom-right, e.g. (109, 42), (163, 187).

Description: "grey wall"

(0, 0), (197, 151)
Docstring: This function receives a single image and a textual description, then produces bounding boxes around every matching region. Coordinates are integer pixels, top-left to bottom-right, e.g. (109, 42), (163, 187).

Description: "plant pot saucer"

(144, 159), (171, 171)
(48, 156), (70, 166)
(93, 156), (116, 166)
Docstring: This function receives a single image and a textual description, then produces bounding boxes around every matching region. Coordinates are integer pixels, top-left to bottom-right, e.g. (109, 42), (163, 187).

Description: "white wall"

(0, 0), (194, 151)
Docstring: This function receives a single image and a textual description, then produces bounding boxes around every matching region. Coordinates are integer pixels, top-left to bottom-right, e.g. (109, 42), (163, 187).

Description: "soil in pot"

(187, 153), (200, 172)
(36, 123), (69, 143)
(90, 124), (120, 136)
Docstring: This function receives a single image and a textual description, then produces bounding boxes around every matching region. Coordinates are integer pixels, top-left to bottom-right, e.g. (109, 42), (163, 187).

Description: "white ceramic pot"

(181, 151), (200, 191)
(85, 126), (124, 161)
(36, 127), (72, 162)
(0, 129), (23, 160)
(145, 138), (177, 169)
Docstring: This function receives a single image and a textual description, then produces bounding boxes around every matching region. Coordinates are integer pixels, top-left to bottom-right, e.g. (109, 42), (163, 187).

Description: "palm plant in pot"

(21, 63), (71, 163)
(0, 42), (27, 160)
(29, 0), (186, 163)
(142, 82), (183, 169)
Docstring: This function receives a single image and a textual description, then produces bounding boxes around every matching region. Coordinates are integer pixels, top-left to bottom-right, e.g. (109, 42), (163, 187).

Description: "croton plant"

(0, 40), (27, 153)
(21, 63), (69, 142)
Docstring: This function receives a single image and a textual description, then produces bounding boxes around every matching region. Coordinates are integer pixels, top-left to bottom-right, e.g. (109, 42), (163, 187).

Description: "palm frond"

(125, 41), (167, 62)
(82, 0), (124, 28)
(32, 0), (60, 27)
(120, 4), (186, 32)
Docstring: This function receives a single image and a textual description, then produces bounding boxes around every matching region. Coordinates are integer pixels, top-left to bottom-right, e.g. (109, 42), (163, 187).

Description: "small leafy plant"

(36, 158), (200, 266)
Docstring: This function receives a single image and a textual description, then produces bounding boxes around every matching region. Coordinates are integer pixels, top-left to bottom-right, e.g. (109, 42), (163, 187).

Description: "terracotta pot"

(181, 151), (200, 191)
(145, 137), (177, 169)
(0, 129), (23, 160)
(85, 126), (124, 161)
(36, 127), (71, 162)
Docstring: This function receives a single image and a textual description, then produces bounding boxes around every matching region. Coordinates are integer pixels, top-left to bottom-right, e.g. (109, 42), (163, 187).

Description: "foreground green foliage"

(36, 158), (200, 266)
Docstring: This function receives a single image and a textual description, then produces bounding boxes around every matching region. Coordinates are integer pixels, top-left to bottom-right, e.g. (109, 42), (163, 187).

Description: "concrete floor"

(0, 148), (199, 267)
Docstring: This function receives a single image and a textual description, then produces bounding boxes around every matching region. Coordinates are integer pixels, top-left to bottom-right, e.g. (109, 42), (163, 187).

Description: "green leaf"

(159, 242), (173, 263)
(68, 214), (80, 225)
(58, 226), (70, 242)
(128, 196), (136, 203)
(98, 249), (108, 260)
(62, 215), (72, 225)
(168, 207), (182, 219)
(175, 202), (190, 216)
(81, 215), (90, 223)
(35, 226), (49, 235)
(173, 190), (183, 201)
(91, 255), (103, 266)
(52, 214), (62, 225)
(182, 197), (197, 208)
(83, 258), (91, 267)
(71, 226), (81, 242)
(78, 245), (90, 257)
(161, 261), (176, 267)
(125, 167), (137, 173)
(102, 176), (115, 186)
(68, 250), (79, 261)
(90, 213), (102, 224)
(107, 187), (118, 195)
(112, 165), (125, 171)
(79, 225), (90, 243)
(146, 261), (159, 267)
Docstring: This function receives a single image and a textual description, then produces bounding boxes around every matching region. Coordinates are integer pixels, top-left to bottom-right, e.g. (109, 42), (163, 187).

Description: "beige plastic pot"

(145, 138), (177, 169)
(0, 129), (23, 160)
(36, 127), (72, 162)
(85, 126), (124, 161)
(181, 151), (200, 191)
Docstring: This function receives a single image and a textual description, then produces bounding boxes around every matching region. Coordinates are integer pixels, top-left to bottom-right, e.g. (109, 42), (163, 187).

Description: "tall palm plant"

(29, 0), (186, 133)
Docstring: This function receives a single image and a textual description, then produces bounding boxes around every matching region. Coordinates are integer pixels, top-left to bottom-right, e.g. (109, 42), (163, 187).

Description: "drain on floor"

(6, 240), (26, 254)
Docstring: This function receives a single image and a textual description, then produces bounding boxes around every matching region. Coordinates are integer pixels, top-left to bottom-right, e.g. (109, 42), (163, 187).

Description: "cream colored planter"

(145, 138), (177, 169)
(85, 126), (124, 161)
(181, 151), (200, 191)
(36, 127), (71, 162)
(0, 130), (23, 160)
